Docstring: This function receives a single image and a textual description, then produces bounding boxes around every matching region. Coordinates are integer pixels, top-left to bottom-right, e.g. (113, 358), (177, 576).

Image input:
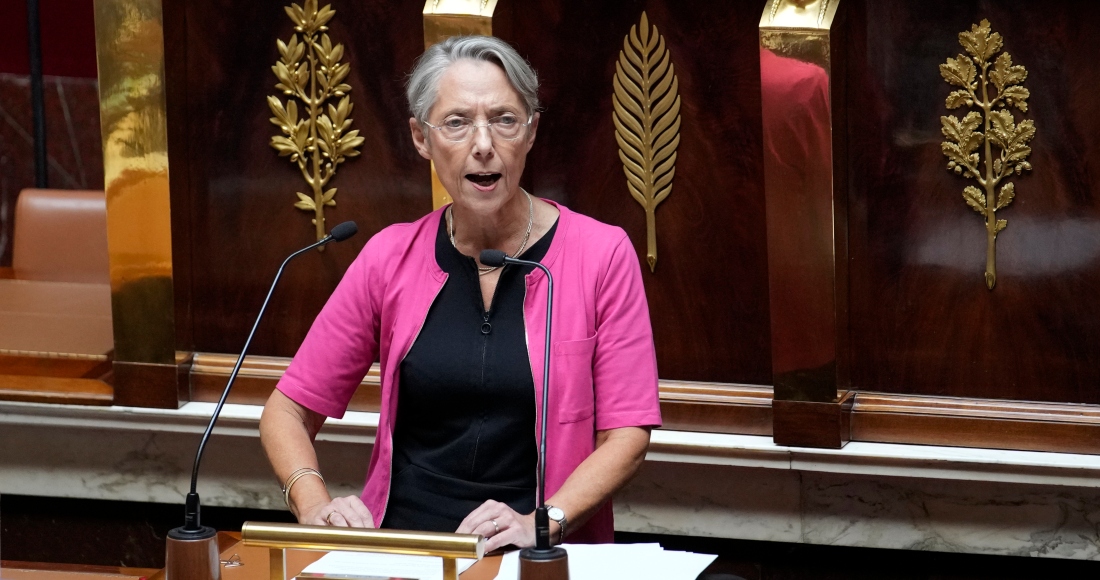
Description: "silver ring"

(491, 519), (499, 533)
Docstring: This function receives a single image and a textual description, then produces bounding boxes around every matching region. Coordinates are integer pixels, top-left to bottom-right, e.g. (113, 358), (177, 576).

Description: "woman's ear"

(409, 117), (432, 160)
(524, 112), (540, 151)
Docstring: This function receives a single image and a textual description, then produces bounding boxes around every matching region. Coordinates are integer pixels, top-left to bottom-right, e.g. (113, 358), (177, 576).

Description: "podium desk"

(1, 533), (502, 580)
(0, 561), (157, 579)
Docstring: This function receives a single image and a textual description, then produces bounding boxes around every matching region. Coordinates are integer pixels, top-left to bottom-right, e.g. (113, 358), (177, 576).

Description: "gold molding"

(268, 0), (364, 243)
(613, 11), (681, 273)
(422, 0), (497, 210)
(93, 0), (176, 366)
(939, 19), (1035, 290)
(762, 0), (836, 30)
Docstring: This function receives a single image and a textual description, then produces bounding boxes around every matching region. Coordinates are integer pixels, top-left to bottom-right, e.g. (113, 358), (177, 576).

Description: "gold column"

(759, 1), (851, 448)
(422, 0), (498, 210)
(94, 0), (182, 407)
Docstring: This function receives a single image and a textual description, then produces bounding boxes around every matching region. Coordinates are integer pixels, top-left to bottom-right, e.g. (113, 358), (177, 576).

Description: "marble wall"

(1, 401), (1098, 563)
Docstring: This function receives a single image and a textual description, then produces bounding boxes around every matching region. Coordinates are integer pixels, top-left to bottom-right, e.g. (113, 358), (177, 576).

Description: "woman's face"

(410, 59), (539, 216)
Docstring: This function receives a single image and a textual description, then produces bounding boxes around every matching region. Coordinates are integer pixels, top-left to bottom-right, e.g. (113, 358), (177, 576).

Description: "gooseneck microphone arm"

(179, 221), (358, 534)
(480, 249), (555, 551)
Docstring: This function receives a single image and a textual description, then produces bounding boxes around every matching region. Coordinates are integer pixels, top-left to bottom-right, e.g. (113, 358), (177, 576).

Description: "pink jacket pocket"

(553, 334), (597, 423)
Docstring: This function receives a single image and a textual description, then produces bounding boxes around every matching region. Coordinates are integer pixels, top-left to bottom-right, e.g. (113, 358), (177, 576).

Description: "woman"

(259, 35), (660, 552)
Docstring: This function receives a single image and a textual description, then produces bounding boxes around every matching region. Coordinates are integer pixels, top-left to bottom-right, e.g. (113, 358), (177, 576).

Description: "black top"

(381, 212), (558, 532)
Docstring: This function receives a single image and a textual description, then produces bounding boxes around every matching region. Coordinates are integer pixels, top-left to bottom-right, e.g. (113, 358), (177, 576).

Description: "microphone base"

(519, 546), (569, 580)
(166, 525), (220, 580)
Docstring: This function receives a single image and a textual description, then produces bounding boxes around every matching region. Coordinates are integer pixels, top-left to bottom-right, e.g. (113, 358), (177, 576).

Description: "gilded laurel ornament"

(940, 19), (1035, 290)
(613, 11), (681, 273)
(268, 0), (363, 243)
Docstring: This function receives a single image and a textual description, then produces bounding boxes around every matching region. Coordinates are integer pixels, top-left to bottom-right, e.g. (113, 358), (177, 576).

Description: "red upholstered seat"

(12, 188), (110, 284)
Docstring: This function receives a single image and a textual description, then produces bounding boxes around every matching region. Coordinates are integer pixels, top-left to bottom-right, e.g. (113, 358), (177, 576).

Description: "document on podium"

(298, 551), (478, 580)
(492, 543), (716, 580)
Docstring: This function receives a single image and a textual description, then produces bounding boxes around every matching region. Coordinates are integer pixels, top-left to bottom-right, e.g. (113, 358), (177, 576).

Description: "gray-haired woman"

(259, 35), (661, 552)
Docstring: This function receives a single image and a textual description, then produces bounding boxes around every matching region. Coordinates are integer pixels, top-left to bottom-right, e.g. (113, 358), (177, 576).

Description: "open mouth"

(465, 173), (502, 187)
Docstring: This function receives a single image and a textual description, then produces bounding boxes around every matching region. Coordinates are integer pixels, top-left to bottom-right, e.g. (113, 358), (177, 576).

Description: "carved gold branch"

(940, 19), (1035, 290)
(613, 11), (681, 273)
(268, 0), (364, 243)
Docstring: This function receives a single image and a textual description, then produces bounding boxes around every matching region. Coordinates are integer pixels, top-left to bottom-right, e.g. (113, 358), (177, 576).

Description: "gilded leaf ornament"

(940, 19), (1035, 289)
(613, 11), (681, 273)
(268, 0), (363, 244)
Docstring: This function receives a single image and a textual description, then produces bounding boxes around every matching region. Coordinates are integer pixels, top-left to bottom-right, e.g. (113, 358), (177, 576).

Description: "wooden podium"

(0, 533), (503, 580)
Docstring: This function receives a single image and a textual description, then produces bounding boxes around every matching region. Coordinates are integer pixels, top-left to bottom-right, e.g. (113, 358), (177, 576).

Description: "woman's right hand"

(299, 495), (376, 528)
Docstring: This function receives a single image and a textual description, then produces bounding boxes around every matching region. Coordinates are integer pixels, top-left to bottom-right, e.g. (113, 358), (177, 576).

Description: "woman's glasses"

(423, 114), (531, 142)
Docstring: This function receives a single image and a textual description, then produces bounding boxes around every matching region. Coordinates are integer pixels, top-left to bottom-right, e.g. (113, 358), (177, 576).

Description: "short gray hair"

(406, 35), (539, 123)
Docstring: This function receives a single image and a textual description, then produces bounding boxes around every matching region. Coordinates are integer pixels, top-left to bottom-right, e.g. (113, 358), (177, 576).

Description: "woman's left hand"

(456, 500), (535, 552)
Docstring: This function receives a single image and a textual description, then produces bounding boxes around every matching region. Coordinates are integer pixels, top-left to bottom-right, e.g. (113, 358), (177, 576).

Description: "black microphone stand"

(165, 222), (357, 580)
(481, 250), (569, 580)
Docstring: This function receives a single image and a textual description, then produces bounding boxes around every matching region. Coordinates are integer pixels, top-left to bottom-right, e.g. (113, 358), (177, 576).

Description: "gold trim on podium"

(422, 0), (498, 210)
(242, 521), (484, 580)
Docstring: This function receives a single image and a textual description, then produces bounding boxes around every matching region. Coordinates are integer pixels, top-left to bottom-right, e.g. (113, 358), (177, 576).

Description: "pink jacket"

(277, 200), (661, 543)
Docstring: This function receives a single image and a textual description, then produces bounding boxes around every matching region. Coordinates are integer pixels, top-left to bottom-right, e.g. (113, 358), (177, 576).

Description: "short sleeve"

(591, 234), (661, 431)
(275, 240), (384, 419)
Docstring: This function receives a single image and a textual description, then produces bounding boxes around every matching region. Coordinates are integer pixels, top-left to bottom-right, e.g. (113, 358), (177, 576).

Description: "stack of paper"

(493, 543), (717, 580)
(299, 551), (478, 580)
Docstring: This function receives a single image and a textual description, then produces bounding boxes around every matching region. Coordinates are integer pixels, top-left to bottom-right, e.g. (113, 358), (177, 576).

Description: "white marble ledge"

(2, 400), (1099, 487)
(0, 400), (378, 444)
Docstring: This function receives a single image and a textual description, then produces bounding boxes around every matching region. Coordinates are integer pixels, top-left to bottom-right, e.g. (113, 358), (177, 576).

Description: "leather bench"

(0, 189), (113, 357)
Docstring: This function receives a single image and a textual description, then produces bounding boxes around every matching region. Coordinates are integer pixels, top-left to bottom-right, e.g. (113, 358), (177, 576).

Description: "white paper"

(300, 551), (477, 580)
(492, 544), (716, 580)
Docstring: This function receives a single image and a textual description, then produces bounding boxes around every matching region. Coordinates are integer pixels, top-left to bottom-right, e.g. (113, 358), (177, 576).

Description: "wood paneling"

(0, 375), (111, 405)
(846, 0), (1100, 404)
(164, 0), (432, 357)
(498, 0), (772, 384)
(187, 354), (772, 435)
(773, 392), (853, 449)
(188, 353), (381, 411)
(112, 359), (189, 409)
(155, 0), (1100, 452)
(852, 392), (1100, 454)
(658, 381), (773, 435)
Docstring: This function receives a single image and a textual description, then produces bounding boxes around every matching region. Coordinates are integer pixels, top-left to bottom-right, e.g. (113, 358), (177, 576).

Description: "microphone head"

(330, 221), (358, 242)
(480, 249), (507, 267)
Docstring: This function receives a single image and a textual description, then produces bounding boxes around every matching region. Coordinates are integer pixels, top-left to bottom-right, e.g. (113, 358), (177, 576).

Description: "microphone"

(166, 222), (358, 580)
(479, 250), (569, 578)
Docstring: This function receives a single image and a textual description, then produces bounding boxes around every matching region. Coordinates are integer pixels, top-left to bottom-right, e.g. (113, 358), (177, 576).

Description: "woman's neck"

(450, 189), (531, 255)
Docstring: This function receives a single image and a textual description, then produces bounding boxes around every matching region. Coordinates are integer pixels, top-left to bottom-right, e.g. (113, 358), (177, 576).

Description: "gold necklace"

(448, 190), (534, 276)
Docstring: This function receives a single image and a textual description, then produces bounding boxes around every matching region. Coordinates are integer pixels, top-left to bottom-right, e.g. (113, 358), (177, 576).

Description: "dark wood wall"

(166, 0), (431, 357)
(500, 1), (772, 384)
(165, 0), (773, 385)
(164, 0), (1099, 407)
(846, 0), (1100, 404)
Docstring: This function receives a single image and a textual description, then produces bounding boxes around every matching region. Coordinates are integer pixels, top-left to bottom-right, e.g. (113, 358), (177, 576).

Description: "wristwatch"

(546, 505), (567, 544)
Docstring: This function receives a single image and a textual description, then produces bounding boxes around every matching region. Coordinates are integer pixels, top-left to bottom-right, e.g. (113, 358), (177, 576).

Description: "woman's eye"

(494, 115), (519, 126)
(443, 118), (469, 129)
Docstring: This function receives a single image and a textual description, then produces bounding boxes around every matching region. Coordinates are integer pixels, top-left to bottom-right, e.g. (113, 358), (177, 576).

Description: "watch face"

(547, 507), (565, 521)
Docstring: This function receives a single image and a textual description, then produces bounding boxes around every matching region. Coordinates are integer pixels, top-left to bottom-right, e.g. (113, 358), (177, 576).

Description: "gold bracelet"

(282, 468), (325, 508)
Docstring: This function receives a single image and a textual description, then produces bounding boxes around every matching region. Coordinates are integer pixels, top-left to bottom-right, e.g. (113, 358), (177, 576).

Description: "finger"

(346, 499), (375, 528)
(456, 500), (502, 534)
(485, 526), (526, 552)
(328, 511), (349, 527)
(476, 519), (498, 538)
(331, 498), (368, 528)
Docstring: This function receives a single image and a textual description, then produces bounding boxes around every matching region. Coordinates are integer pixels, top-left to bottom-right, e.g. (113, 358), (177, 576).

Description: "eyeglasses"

(423, 114), (531, 142)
